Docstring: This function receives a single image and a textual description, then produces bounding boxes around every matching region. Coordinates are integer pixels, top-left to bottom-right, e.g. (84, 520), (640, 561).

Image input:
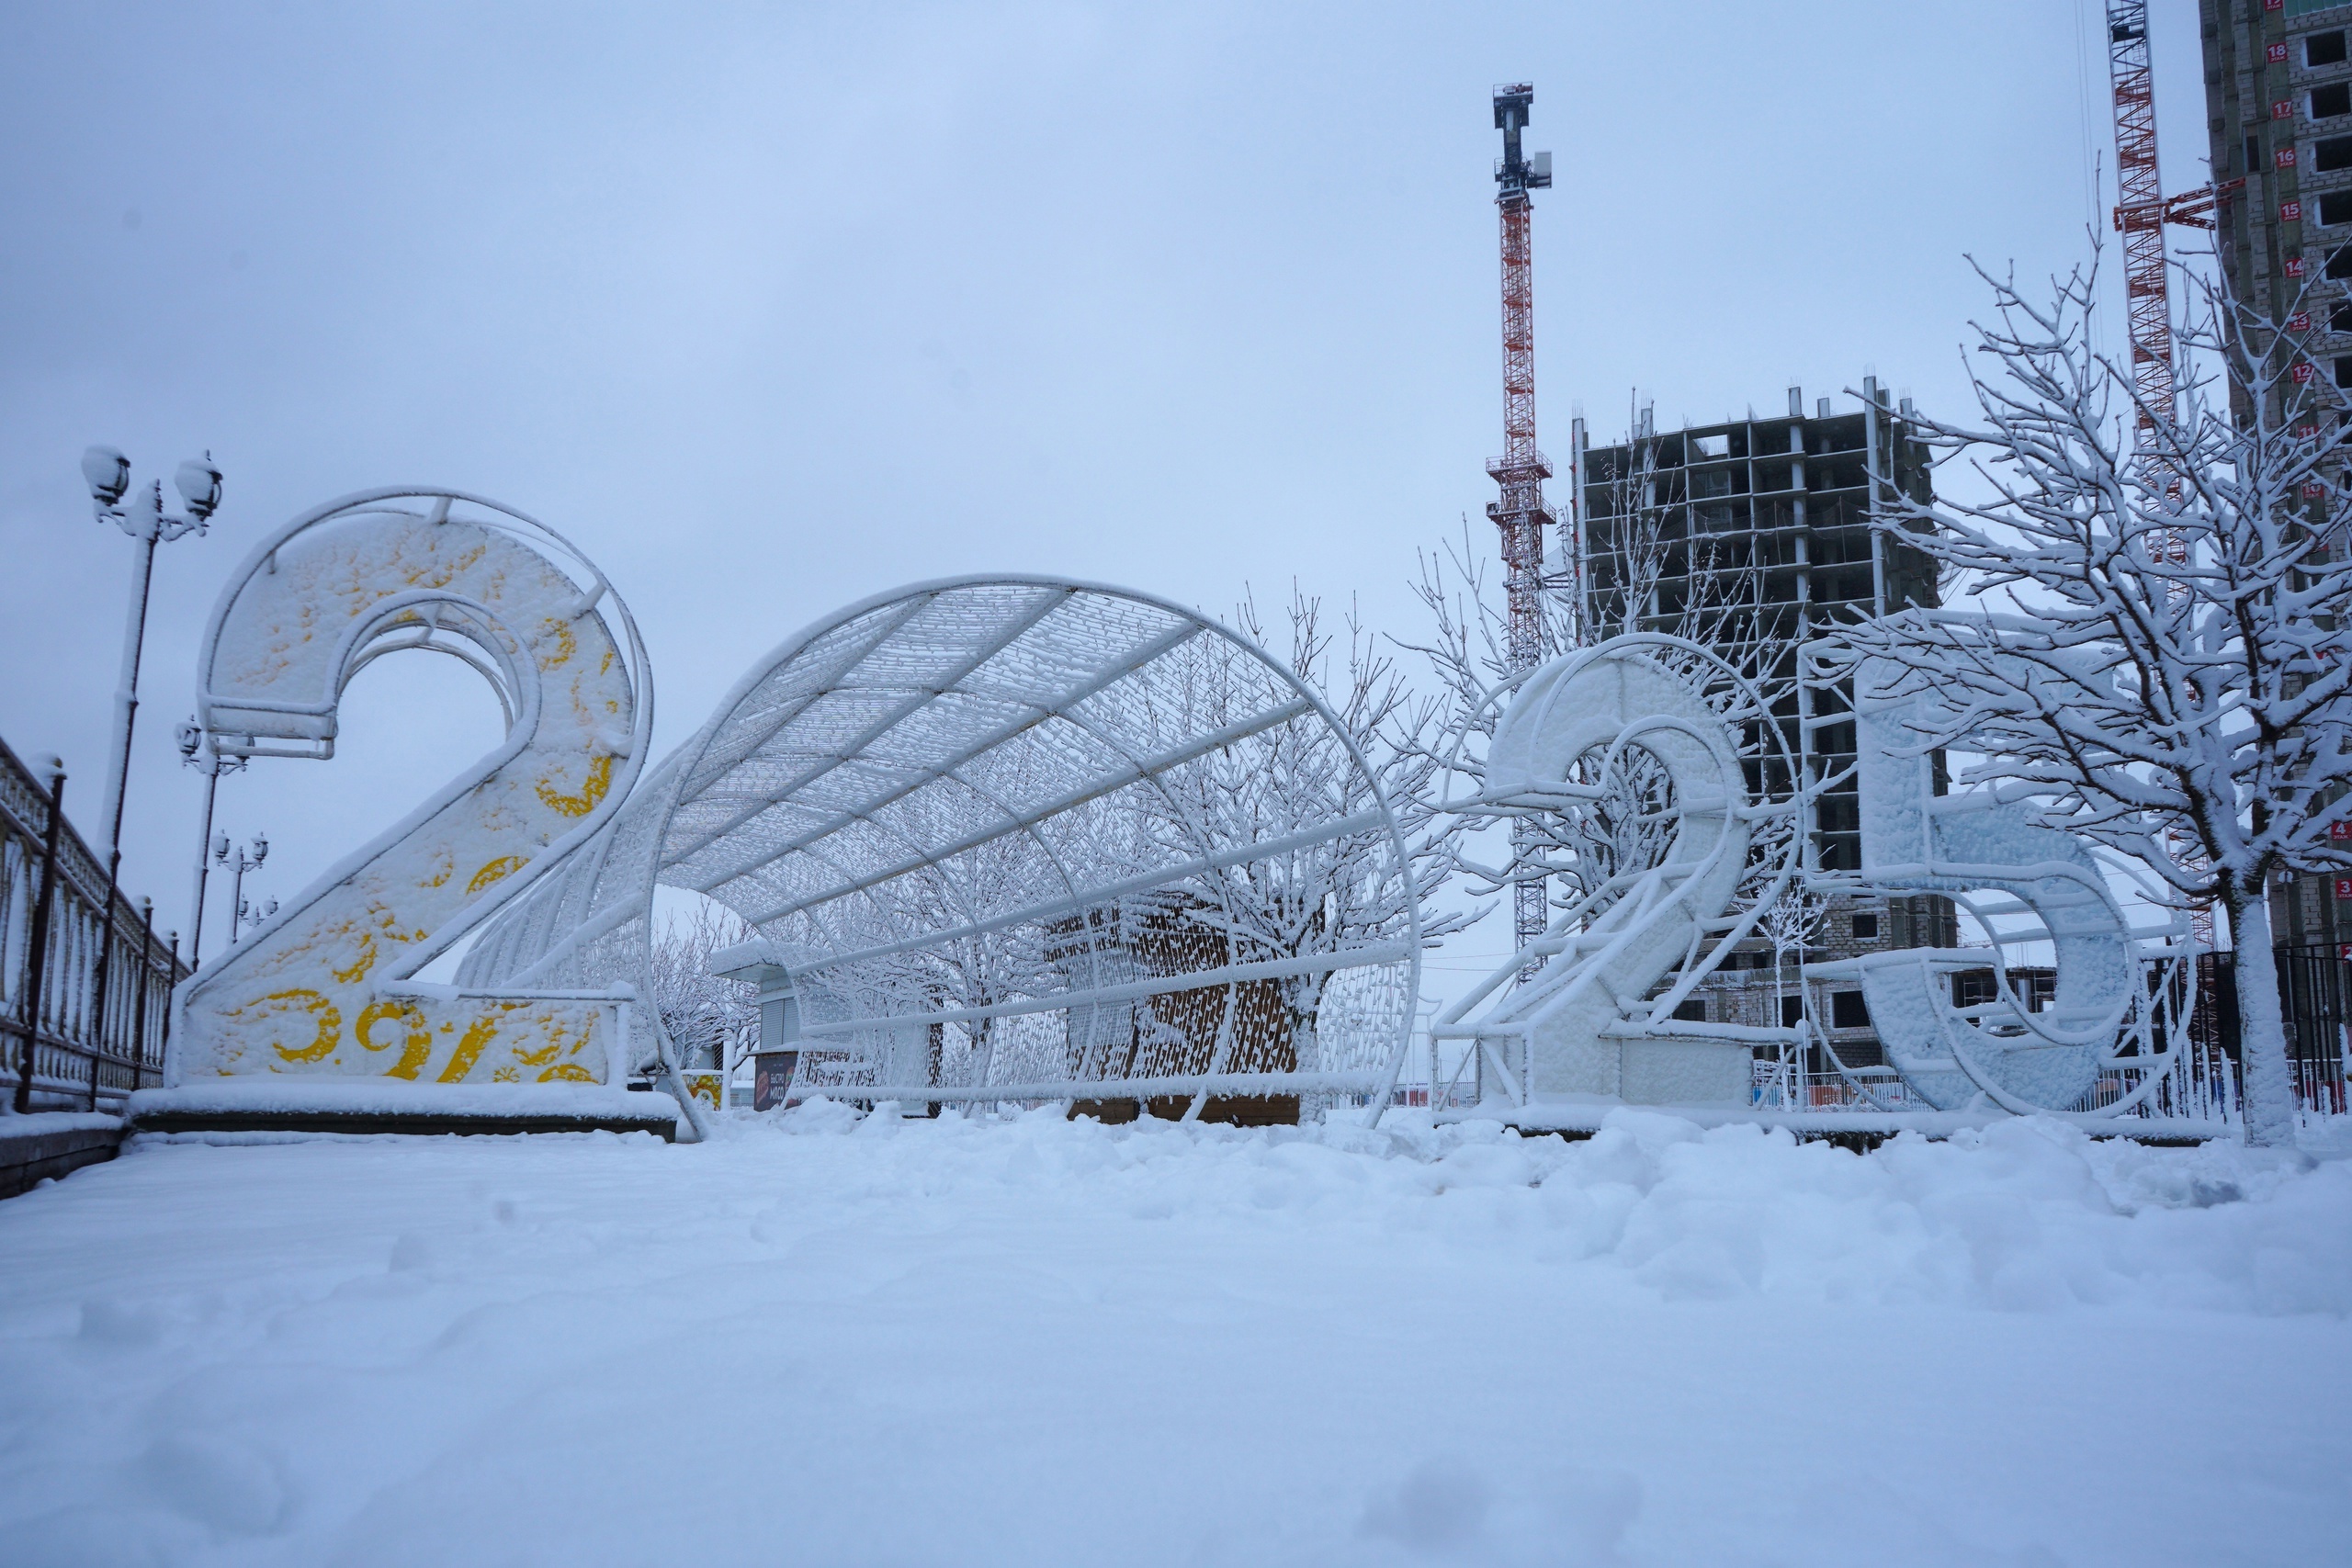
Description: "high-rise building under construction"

(1570, 386), (1950, 1081)
(2200, 3), (2352, 958)
(2200, 1), (2352, 390)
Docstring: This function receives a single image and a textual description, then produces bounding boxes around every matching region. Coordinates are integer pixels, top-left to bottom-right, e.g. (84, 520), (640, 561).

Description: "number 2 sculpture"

(168, 490), (651, 1091)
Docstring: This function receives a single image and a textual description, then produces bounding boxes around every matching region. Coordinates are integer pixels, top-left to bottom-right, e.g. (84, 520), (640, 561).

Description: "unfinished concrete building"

(1569, 380), (1950, 1087)
(2200, 4), (2352, 388)
(2200, 3), (2352, 959)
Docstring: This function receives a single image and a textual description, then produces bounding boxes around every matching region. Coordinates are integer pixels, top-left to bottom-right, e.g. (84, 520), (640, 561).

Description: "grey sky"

(0, 2), (2210, 961)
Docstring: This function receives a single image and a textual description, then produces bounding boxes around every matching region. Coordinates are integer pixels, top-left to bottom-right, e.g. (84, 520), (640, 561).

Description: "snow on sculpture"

(1807, 657), (2187, 1115)
(1432, 631), (2186, 1117)
(1430, 636), (1802, 1109)
(168, 490), (651, 1091)
(1827, 258), (2346, 1145)
(460, 577), (1423, 1120)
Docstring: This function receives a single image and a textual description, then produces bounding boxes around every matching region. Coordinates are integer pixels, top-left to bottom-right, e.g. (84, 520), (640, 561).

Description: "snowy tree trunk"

(972, 1017), (998, 1091)
(2226, 888), (2300, 1148)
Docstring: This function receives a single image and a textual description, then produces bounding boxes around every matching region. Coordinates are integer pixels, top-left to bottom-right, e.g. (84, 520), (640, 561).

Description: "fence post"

(127, 897), (153, 1094)
(86, 883), (115, 1111)
(12, 761), (66, 1115)
(156, 931), (177, 1086)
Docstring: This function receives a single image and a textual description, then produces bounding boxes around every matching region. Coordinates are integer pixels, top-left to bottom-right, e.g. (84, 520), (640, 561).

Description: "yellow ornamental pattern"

(438, 1012), (509, 1082)
(467, 855), (530, 895)
(535, 753), (613, 818)
(356, 998), (435, 1079)
(537, 615), (577, 670)
(258, 990), (343, 1064)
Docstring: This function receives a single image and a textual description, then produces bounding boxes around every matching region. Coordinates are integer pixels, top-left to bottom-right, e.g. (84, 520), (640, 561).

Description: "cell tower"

(1487, 82), (1555, 966)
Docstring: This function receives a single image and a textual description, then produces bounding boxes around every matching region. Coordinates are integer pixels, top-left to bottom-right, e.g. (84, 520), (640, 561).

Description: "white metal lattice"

(462, 577), (1423, 1119)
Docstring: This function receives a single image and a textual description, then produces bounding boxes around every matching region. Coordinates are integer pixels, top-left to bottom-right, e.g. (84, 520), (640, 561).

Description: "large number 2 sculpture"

(168, 490), (651, 1089)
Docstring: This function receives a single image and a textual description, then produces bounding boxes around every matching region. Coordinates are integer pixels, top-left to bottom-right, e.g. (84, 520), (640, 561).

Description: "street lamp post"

(215, 831), (267, 947)
(175, 717), (244, 971)
(78, 446), (220, 1107)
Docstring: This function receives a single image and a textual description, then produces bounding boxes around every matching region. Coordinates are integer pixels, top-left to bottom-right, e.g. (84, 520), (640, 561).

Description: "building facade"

(1570, 382), (1951, 1081)
(2202, 1), (2352, 381)
(2202, 1), (2352, 952)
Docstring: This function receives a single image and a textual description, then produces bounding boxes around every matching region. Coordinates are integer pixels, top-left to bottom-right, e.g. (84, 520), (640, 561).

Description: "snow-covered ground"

(1, 1104), (2347, 1567)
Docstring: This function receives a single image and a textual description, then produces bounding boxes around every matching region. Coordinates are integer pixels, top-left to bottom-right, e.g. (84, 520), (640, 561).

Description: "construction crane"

(1487, 82), (1555, 972)
(2104, 2), (2236, 994)
(2106, 1), (2236, 440)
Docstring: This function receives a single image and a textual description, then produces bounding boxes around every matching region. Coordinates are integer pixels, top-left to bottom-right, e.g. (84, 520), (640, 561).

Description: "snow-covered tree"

(1233, 583), (1469, 943)
(1836, 254), (2352, 1146)
(1406, 429), (1773, 926)
(648, 901), (759, 1077)
(880, 811), (1061, 1089)
(1756, 883), (1830, 1101)
(1130, 585), (1469, 1077)
(1406, 519), (1569, 761)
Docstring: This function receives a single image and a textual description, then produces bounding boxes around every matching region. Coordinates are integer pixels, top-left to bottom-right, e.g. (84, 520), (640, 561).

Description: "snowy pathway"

(1, 1105), (2346, 1566)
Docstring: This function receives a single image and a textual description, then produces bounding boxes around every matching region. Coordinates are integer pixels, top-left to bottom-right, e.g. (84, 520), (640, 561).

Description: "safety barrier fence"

(2, 734), (187, 1113)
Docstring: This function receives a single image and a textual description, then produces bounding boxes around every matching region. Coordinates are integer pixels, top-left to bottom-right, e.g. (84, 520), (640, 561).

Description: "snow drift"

(0, 1104), (2345, 1566)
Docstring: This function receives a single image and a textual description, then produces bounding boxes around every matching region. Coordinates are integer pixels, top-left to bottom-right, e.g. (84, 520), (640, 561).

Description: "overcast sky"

(0, 1), (2210, 970)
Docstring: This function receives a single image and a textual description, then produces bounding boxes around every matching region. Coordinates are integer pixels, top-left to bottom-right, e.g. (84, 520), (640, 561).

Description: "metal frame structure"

(1430, 634), (2190, 1119)
(3, 737), (186, 1111)
(2109, 0), (2178, 443)
(1430, 636), (1804, 1107)
(462, 577), (1423, 1122)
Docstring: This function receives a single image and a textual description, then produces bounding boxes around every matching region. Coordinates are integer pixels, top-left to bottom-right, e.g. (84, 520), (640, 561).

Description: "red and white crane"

(2105, 1), (2233, 440)
(1487, 82), (1555, 967)
(2104, 2), (2239, 960)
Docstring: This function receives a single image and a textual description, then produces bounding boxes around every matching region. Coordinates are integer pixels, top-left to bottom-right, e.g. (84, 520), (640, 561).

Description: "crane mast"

(2108, 0), (2175, 441)
(2105, 2), (2231, 436)
(2104, 3), (2233, 965)
(1487, 82), (1556, 970)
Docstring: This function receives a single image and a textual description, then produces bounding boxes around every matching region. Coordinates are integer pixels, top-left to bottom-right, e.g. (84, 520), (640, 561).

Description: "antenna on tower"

(1486, 81), (1556, 976)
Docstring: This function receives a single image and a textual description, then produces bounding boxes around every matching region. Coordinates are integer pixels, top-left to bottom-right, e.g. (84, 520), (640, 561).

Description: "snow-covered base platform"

(126, 1080), (681, 1141)
(1442, 1099), (2233, 1150)
(0, 1113), (124, 1199)
(0, 1101), (2345, 1565)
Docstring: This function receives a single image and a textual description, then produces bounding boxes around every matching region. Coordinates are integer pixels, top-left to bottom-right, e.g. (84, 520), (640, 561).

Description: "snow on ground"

(1, 1104), (2347, 1567)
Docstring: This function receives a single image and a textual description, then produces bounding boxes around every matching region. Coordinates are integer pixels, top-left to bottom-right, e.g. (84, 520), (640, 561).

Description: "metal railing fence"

(2, 734), (187, 1112)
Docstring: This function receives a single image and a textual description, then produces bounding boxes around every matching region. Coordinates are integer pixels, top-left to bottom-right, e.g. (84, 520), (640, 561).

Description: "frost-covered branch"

(1833, 245), (2352, 1145)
